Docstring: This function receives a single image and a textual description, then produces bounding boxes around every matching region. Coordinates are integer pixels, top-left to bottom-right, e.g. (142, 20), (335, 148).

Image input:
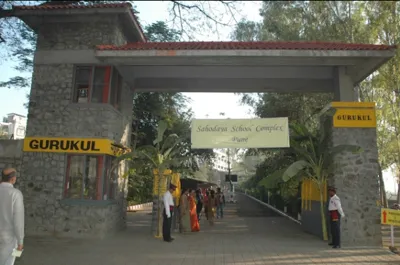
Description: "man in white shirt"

(162, 183), (177, 242)
(328, 186), (345, 249)
(0, 168), (25, 265)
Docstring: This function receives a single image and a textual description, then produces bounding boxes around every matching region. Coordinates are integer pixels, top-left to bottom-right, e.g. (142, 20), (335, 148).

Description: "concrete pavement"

(16, 193), (400, 265)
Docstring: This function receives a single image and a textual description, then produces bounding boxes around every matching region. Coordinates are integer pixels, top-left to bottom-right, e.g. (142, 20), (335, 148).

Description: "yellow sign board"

(23, 137), (125, 156)
(191, 118), (290, 149)
(330, 102), (375, 108)
(381, 208), (400, 226)
(301, 179), (327, 211)
(152, 169), (172, 196)
(333, 108), (376, 128)
(171, 173), (181, 206)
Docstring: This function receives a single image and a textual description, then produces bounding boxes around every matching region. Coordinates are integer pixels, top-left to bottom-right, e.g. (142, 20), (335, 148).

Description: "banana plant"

(273, 123), (361, 241)
(118, 120), (188, 238)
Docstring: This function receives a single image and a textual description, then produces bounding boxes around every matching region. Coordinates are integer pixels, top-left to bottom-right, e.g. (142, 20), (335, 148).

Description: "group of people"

(162, 184), (225, 242)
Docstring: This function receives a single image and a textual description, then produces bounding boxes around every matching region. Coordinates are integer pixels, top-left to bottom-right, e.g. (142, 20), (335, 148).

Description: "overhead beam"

(333, 66), (355, 101)
(132, 78), (334, 93)
(119, 66), (333, 79)
(349, 57), (393, 85)
(106, 56), (366, 66)
(13, 7), (129, 17)
(96, 49), (395, 59)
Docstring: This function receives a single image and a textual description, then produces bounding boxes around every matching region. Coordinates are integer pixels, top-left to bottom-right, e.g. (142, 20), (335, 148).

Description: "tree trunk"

(397, 181), (400, 205)
(319, 191), (328, 241)
(378, 163), (388, 208)
(151, 171), (164, 238)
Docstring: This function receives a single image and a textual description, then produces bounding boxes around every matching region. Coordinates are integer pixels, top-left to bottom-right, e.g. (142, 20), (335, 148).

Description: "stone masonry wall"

(0, 140), (23, 181)
(36, 16), (126, 50)
(321, 114), (381, 246)
(21, 15), (133, 238)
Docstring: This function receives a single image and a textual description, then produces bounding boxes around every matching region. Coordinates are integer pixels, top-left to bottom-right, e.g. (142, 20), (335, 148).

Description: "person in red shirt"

(328, 186), (345, 249)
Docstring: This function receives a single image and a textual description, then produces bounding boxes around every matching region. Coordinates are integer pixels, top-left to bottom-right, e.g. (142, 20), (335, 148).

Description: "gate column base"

(320, 102), (382, 246)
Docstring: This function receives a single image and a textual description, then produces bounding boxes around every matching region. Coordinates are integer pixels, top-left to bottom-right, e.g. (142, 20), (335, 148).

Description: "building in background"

(213, 149), (230, 172)
(0, 113), (27, 140)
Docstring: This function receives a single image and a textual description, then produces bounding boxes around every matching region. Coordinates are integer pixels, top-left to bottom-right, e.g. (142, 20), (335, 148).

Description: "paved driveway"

(16, 194), (400, 265)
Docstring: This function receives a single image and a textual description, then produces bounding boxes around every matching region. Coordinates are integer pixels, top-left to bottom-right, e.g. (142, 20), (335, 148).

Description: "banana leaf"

(282, 160), (311, 182)
(258, 168), (286, 189)
(154, 120), (168, 145)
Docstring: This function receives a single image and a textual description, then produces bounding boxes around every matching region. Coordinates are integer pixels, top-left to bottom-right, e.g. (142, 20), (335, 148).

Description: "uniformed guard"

(162, 183), (177, 242)
(328, 186), (345, 249)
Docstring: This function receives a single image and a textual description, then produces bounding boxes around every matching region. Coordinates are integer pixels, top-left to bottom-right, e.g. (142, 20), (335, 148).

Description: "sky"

(0, 1), (263, 120)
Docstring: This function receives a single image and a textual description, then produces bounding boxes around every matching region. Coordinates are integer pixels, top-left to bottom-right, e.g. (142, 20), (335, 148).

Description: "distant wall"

(0, 140), (23, 177)
(301, 201), (325, 240)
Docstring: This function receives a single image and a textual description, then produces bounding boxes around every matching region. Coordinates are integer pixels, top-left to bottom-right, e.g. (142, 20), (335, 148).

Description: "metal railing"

(127, 202), (153, 212)
(241, 192), (301, 225)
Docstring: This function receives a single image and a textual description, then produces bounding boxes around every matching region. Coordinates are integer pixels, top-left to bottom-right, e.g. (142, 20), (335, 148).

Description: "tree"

(275, 123), (361, 241)
(232, 1), (400, 207)
(119, 120), (188, 237)
(145, 21), (180, 42)
(0, 0), (241, 66)
(230, 19), (263, 41)
(129, 22), (214, 203)
(168, 1), (241, 40)
(362, 1), (400, 204)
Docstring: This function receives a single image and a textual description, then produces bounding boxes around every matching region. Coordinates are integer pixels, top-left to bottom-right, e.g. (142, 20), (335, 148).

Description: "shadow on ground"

(16, 193), (400, 265)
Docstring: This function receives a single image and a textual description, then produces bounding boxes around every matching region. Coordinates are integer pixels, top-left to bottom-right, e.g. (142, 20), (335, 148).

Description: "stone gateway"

(7, 2), (396, 246)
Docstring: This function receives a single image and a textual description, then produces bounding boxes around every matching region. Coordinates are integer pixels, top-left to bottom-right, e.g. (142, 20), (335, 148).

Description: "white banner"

(191, 118), (290, 149)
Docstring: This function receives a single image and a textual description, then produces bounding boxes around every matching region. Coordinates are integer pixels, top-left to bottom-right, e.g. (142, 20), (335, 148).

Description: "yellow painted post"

(304, 179), (309, 211)
(308, 180), (312, 211)
(171, 173), (181, 206)
(152, 169), (172, 239)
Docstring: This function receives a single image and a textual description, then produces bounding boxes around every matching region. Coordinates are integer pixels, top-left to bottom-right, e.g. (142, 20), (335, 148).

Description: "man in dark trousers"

(328, 186), (345, 249)
(162, 184), (177, 242)
(216, 187), (226, 219)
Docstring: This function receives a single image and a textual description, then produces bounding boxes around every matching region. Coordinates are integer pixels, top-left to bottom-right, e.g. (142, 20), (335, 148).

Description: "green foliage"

(230, 19), (263, 41)
(258, 169), (285, 189)
(282, 123), (361, 183)
(235, 1), (400, 207)
(145, 21), (180, 42)
(280, 123), (360, 240)
(128, 23), (214, 203)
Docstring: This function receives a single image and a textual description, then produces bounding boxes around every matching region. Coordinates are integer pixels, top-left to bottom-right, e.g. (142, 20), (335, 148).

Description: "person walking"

(216, 187), (225, 219)
(179, 188), (190, 233)
(204, 191), (210, 221)
(162, 184), (177, 242)
(0, 168), (25, 265)
(189, 189), (200, 232)
(195, 189), (203, 221)
(207, 190), (217, 226)
(328, 186), (345, 249)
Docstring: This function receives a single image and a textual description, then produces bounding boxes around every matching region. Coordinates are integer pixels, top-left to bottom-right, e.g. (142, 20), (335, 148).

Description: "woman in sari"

(189, 189), (200, 232)
(179, 188), (190, 233)
(204, 191), (209, 220)
(207, 190), (217, 226)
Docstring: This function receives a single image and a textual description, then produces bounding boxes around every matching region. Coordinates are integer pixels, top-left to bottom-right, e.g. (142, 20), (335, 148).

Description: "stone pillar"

(20, 13), (133, 238)
(321, 102), (381, 246)
(333, 66), (359, 102)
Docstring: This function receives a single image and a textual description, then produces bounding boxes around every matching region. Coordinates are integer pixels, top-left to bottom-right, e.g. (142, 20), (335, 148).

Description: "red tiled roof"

(97, 41), (396, 51)
(13, 2), (146, 41)
(13, 2), (132, 10)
